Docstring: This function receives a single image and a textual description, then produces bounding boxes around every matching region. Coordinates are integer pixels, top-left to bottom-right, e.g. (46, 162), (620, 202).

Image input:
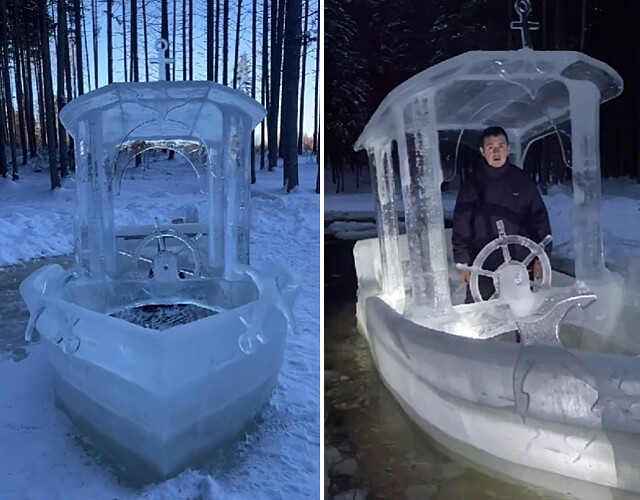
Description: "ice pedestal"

(20, 262), (299, 483)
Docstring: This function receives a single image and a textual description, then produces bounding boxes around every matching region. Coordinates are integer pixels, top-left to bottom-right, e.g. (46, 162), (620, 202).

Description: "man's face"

(480, 134), (509, 168)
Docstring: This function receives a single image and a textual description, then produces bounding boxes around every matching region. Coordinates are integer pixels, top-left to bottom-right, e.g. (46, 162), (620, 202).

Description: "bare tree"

(13, 7), (28, 165)
(312, 9), (319, 154)
(267, 0), (285, 171)
(281, 0), (302, 191)
(207, 0), (213, 79)
(223, 0), (229, 85)
(233, 0), (242, 88)
(24, 47), (38, 158)
(188, 0), (193, 79)
(74, 0), (84, 95)
(35, 50), (47, 149)
(215, 0), (220, 81)
(123, 0), (128, 82)
(57, 0), (70, 177)
(107, 0), (114, 83)
(261, 0), (268, 169)
(92, 0), (99, 87)
(142, 0), (149, 80)
(131, 0), (139, 81)
(172, 0), (177, 80)
(161, 0), (170, 79)
(39, 0), (60, 188)
(297, 0), (309, 153)
(82, 1), (92, 90)
(1, 0), (18, 179)
(250, 0), (257, 182)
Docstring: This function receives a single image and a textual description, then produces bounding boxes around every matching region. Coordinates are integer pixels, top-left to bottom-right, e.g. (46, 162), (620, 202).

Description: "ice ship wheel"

(458, 220), (552, 303)
(130, 228), (203, 280)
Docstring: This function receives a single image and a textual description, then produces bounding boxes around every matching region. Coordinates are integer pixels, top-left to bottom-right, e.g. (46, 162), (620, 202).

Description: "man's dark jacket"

(452, 162), (552, 269)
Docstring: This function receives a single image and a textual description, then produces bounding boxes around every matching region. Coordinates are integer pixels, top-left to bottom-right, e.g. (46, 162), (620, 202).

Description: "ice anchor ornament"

(510, 0), (539, 49)
(151, 38), (174, 81)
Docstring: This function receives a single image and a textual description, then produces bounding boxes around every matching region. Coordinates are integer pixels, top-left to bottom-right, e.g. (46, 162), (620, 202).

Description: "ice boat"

(20, 79), (299, 483)
(352, 7), (640, 498)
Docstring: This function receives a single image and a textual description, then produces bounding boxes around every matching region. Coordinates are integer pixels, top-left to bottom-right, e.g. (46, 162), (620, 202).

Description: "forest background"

(326, 0), (640, 192)
(0, 0), (320, 192)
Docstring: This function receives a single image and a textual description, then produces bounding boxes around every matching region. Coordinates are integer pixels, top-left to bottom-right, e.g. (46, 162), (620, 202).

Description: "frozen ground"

(0, 153), (320, 500)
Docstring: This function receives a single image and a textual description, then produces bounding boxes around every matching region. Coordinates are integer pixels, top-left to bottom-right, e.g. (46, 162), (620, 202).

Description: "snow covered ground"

(0, 153), (320, 499)
(325, 180), (640, 273)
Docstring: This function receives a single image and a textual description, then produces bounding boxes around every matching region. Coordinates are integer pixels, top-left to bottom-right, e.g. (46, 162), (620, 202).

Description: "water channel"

(0, 255), (74, 361)
(324, 238), (640, 500)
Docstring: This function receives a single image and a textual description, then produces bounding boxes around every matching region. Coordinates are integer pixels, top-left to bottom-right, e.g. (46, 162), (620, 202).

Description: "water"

(325, 298), (607, 500)
(0, 255), (74, 360)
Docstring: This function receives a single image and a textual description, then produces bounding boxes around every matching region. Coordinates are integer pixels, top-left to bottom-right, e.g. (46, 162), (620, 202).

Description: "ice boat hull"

(21, 263), (298, 483)
(354, 237), (640, 497)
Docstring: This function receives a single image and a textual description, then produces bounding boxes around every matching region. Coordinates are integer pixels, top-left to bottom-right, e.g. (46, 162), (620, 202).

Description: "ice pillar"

(509, 130), (523, 168)
(569, 81), (605, 281)
(369, 144), (403, 303)
(396, 96), (452, 313)
(208, 147), (224, 273)
(223, 113), (239, 279)
(75, 119), (116, 279)
(236, 115), (251, 266)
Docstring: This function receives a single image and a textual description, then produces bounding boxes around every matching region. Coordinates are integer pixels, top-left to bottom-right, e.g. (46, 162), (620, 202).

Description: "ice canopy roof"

(354, 49), (623, 151)
(60, 81), (265, 149)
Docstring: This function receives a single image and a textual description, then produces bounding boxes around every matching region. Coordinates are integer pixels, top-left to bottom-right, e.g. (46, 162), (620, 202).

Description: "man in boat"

(452, 126), (552, 303)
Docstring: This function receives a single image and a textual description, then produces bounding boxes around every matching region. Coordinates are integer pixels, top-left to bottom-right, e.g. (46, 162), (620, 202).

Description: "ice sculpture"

(351, 2), (640, 496)
(20, 61), (299, 483)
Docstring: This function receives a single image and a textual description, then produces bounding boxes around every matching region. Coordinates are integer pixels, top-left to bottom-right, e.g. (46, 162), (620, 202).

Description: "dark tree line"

(326, 0), (640, 192)
(0, 0), (320, 192)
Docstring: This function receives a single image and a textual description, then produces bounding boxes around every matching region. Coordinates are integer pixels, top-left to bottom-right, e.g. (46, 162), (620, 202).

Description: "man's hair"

(480, 126), (509, 147)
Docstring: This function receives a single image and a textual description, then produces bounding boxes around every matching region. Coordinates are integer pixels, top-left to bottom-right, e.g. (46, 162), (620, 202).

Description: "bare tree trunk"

(297, 0), (309, 153)
(215, 0), (220, 81)
(267, 0), (284, 171)
(92, 0), (99, 88)
(142, 0), (149, 80)
(123, 0), (128, 82)
(161, 0), (170, 80)
(0, 56), (7, 176)
(58, 0), (70, 178)
(183, 0), (187, 79)
(39, 0), (60, 188)
(312, 10), (319, 154)
(131, 0), (139, 81)
(74, 0), (84, 95)
(82, 1), (92, 91)
(35, 51), (47, 149)
(275, 0), (285, 160)
(261, 0), (268, 169)
(172, 0), (177, 81)
(107, 0), (114, 83)
(580, 0), (587, 52)
(281, 0), (301, 191)
(233, 0), (242, 88)
(250, 0), (257, 182)
(1, 0), (18, 179)
(206, 0), (213, 80)
(13, 10), (28, 165)
(223, 0), (229, 85)
(188, 0), (193, 79)
(24, 48), (38, 158)
(0, 91), (7, 176)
